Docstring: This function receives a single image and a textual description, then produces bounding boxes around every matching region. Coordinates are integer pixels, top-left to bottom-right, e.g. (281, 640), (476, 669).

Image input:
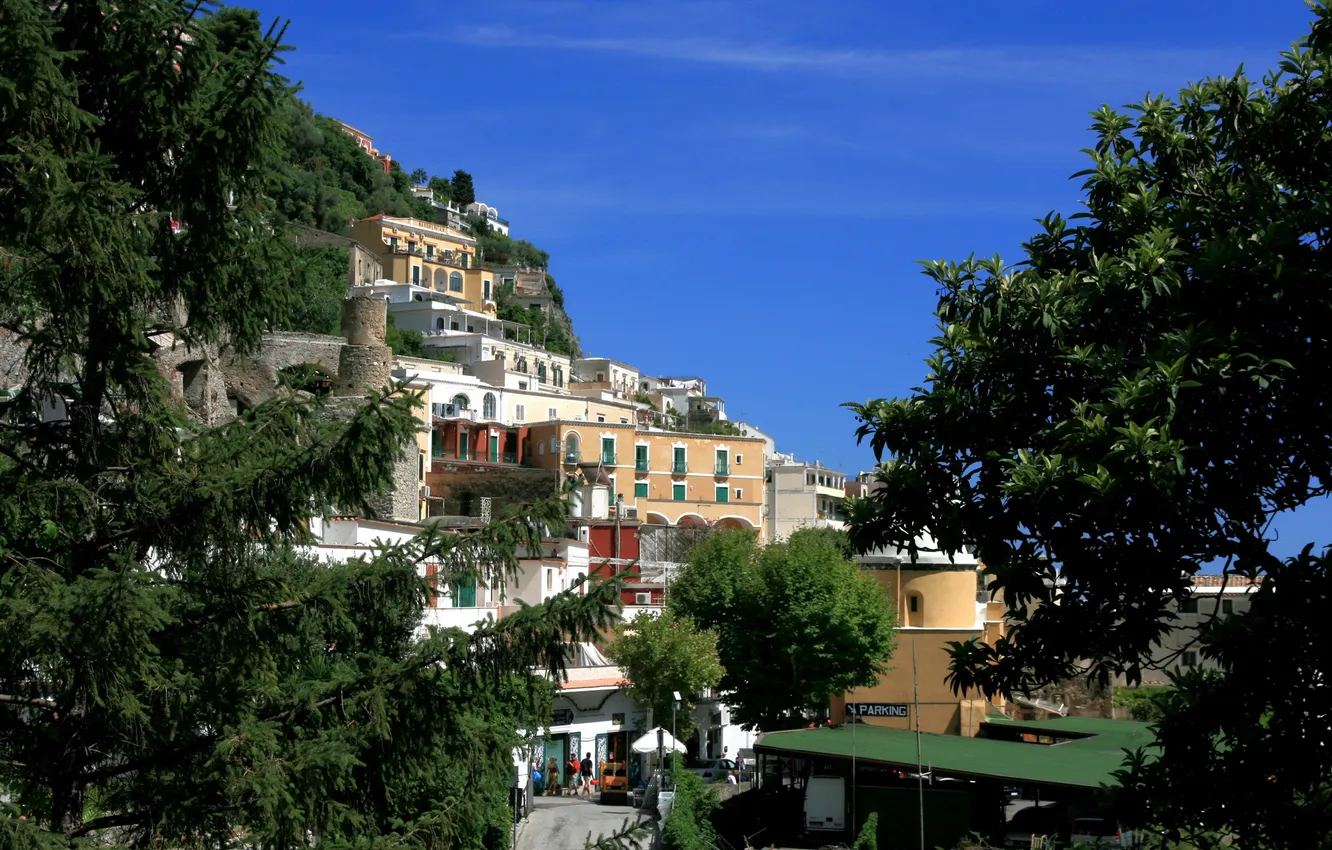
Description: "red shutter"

(425, 564), (439, 607)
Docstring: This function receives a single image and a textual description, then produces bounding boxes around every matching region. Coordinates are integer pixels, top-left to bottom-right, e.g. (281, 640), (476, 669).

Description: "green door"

(489, 434), (499, 463)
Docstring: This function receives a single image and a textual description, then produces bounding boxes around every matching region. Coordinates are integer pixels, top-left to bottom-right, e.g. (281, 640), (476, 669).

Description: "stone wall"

(217, 332), (347, 412)
(0, 330), (29, 389)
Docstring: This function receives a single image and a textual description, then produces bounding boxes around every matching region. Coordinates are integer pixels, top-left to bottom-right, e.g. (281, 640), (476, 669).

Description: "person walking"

(580, 752), (594, 801)
(547, 756), (561, 796)
(567, 754), (581, 797)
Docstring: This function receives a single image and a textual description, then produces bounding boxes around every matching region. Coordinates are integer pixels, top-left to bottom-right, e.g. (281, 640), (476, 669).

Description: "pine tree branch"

(66, 810), (149, 839)
(181, 599), (308, 627)
(0, 694), (58, 711)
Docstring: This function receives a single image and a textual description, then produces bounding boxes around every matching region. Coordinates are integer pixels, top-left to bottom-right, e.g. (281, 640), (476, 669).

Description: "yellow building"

(346, 214), (495, 311)
(524, 421), (766, 533)
(832, 544), (1007, 737)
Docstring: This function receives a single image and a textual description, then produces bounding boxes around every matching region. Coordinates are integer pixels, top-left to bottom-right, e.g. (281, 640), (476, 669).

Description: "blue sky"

(255, 0), (1328, 558)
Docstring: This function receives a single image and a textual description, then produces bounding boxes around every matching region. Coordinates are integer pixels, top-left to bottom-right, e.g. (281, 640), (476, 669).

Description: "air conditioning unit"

(634, 592), (653, 605)
(623, 507), (639, 520)
(443, 403), (459, 417)
(420, 485), (431, 499)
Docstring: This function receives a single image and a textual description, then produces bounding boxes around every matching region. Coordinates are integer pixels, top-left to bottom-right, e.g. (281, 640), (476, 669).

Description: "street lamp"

(672, 691), (682, 773)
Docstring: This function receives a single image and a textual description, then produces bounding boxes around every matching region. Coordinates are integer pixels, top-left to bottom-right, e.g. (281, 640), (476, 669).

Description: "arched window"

(537, 363), (547, 383)
(435, 318), (445, 330)
(564, 433), (579, 462)
(482, 392), (496, 420)
(449, 271), (463, 292)
(434, 268), (447, 290)
(452, 394), (469, 411)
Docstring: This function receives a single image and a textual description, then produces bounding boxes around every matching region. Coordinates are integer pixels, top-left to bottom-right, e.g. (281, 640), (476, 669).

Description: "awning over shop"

(631, 727), (686, 754)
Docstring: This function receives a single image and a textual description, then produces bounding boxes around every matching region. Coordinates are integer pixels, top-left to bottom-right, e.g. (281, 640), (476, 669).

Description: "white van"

(804, 775), (846, 833)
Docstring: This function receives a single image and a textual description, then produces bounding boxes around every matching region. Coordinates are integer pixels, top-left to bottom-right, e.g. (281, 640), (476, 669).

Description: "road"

(517, 794), (649, 850)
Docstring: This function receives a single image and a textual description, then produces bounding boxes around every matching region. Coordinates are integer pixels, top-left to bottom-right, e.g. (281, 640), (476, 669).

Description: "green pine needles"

(0, 2), (634, 848)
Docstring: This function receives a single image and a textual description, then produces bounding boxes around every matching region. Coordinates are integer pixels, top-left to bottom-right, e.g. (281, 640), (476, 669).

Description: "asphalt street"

(516, 794), (649, 850)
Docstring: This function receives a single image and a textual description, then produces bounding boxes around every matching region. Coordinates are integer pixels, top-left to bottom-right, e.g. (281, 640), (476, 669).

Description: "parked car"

(1070, 817), (1138, 847)
(686, 758), (737, 783)
(1003, 805), (1067, 848)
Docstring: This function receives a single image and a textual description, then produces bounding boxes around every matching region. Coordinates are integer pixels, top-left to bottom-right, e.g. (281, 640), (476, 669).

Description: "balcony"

(564, 452), (579, 464)
(433, 448), (472, 462)
(671, 460), (688, 474)
(715, 461), (730, 476)
(635, 459), (650, 472)
(601, 453), (616, 466)
(433, 448), (518, 465)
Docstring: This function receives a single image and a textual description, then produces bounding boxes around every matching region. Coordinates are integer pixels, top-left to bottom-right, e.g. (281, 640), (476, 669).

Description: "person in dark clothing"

(580, 753), (594, 800)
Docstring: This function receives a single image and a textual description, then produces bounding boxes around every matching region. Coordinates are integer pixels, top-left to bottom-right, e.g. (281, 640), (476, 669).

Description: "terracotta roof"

(558, 677), (625, 691)
(1192, 574), (1262, 588)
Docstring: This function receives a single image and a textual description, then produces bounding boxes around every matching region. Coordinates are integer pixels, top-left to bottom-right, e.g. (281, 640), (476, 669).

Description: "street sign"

(846, 703), (910, 718)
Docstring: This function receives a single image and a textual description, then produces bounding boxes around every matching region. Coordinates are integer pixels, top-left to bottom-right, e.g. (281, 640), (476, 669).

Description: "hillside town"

(1, 4), (1324, 850)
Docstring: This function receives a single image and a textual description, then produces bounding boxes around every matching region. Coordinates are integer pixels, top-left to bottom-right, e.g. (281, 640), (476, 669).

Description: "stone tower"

(332, 296), (422, 522)
(334, 296), (393, 398)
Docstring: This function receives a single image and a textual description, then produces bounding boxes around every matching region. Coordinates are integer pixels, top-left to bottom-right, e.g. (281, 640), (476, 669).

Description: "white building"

(765, 457), (849, 543)
(466, 201), (510, 236)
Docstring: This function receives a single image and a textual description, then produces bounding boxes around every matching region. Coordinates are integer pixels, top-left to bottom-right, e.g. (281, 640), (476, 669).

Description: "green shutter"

(673, 484), (686, 501)
(635, 482), (648, 498)
(715, 486), (729, 503)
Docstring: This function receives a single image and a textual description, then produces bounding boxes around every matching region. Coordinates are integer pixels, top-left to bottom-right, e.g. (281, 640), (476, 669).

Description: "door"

(544, 737), (565, 787)
(489, 434), (499, 463)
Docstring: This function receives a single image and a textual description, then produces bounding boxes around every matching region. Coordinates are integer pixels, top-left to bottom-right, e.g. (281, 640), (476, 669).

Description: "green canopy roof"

(755, 716), (1156, 790)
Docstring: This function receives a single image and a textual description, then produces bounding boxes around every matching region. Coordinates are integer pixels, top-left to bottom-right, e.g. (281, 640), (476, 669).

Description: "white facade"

(765, 459), (850, 543)
(466, 201), (510, 236)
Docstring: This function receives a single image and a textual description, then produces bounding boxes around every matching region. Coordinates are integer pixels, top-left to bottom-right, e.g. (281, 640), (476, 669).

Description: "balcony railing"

(601, 453), (616, 466)
(635, 459), (650, 472)
(433, 449), (518, 465)
(671, 460), (688, 474)
(715, 461), (730, 476)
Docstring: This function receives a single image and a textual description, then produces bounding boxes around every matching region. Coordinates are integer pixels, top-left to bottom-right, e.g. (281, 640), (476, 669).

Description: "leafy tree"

(428, 174), (453, 202)
(845, 6), (1332, 847)
(852, 812), (879, 850)
(671, 530), (897, 730)
(282, 245), (348, 334)
(1112, 686), (1170, 723)
(451, 169), (476, 207)
(0, 4), (627, 849)
(604, 612), (723, 741)
(384, 310), (424, 357)
(661, 756), (720, 850)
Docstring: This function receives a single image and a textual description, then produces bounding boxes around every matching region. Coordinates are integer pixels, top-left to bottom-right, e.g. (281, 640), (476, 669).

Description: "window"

(597, 414), (606, 423)
(672, 483), (686, 501)
(735, 454), (743, 465)
(389, 236), (398, 250)
(411, 266), (421, 284)
(538, 363), (547, 383)
(483, 279), (492, 301)
(607, 476), (616, 500)
(452, 394), (469, 411)
(909, 595), (919, 613)
(635, 444), (649, 472)
(434, 318), (445, 330)
(564, 433), (579, 461)
(449, 271), (463, 292)
(425, 244), (434, 258)
(601, 437), (615, 465)
(549, 437), (557, 453)
(546, 569), (552, 590)
(715, 486), (729, 503)
(482, 392), (496, 419)
(673, 446), (687, 474)
(1180, 597), (1199, 614)
(1222, 599), (1234, 615)
(734, 488), (743, 500)
(515, 404), (525, 422)
(716, 449), (729, 474)
(635, 482), (648, 498)
(537, 441), (544, 456)
(1181, 651), (1198, 668)
(518, 381), (527, 390)
(548, 407), (558, 421)
(620, 417), (628, 424)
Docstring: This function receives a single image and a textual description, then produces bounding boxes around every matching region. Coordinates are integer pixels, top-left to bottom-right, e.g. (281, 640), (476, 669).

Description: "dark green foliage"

(845, 5), (1332, 847)
(1111, 687), (1169, 723)
(410, 168), (427, 185)
(604, 613), (723, 741)
(670, 530), (897, 730)
(428, 174), (453, 203)
(283, 245), (348, 334)
(476, 226), (550, 270)
(450, 170), (476, 208)
(268, 99), (412, 231)
(662, 756), (720, 850)
(385, 310), (425, 357)
(0, 3), (629, 847)
(852, 812), (879, 850)
(545, 274), (565, 309)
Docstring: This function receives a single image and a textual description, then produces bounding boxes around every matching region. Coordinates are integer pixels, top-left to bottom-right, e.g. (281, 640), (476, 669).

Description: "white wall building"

(466, 201), (510, 236)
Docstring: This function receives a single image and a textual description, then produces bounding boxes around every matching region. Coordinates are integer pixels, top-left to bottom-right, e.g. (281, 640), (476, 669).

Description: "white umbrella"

(631, 726), (685, 754)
